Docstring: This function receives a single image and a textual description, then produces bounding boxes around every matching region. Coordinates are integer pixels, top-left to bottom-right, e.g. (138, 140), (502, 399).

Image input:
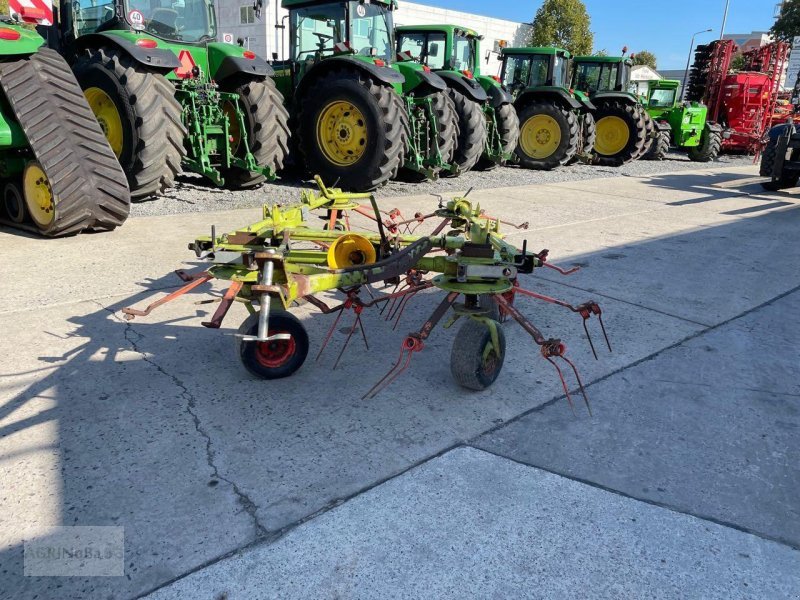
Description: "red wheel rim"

(255, 331), (296, 368)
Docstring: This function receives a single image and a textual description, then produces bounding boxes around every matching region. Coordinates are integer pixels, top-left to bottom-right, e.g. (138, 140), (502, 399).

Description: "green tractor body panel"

(396, 24), (516, 165)
(0, 24), (41, 159)
(0, 23), (44, 56)
(644, 79), (706, 148)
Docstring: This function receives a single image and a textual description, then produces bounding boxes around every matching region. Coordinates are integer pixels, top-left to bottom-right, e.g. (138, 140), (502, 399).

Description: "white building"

(215, 0), (531, 77)
(630, 65), (661, 96)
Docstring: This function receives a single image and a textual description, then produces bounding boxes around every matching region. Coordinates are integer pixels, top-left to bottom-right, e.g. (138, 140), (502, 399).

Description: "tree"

(772, 0), (800, 41)
(529, 0), (593, 57)
(730, 53), (746, 71)
(632, 50), (658, 70)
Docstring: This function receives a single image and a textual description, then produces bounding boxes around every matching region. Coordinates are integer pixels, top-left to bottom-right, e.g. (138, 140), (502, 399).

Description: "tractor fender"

(486, 85), (513, 107)
(74, 33), (180, 71)
(766, 123), (793, 141)
(591, 91), (639, 106)
(393, 61), (446, 93)
(437, 72), (488, 103)
(296, 56), (404, 100)
(574, 95), (597, 112)
(213, 55), (274, 83)
(515, 88), (581, 111)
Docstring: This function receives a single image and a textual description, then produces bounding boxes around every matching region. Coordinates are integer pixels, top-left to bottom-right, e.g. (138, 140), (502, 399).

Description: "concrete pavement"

(0, 165), (798, 598)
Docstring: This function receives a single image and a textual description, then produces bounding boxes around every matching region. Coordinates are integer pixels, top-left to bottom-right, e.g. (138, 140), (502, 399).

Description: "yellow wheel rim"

(519, 114), (562, 159)
(85, 87), (124, 157)
(23, 162), (55, 229)
(595, 116), (630, 156)
(316, 100), (368, 166)
(223, 100), (242, 155)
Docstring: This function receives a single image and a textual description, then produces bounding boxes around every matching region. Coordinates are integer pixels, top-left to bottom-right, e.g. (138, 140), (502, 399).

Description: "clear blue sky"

(410, 0), (778, 69)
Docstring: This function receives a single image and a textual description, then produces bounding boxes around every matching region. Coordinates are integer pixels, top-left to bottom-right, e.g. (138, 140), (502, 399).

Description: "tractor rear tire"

(515, 101), (578, 170)
(450, 318), (506, 391)
(72, 46), (186, 200)
(759, 137), (799, 191)
(687, 128), (722, 163)
(445, 87), (487, 175)
(236, 311), (310, 380)
(568, 111), (596, 165)
(592, 101), (647, 166)
(637, 111), (656, 159)
(645, 129), (670, 161)
(218, 77), (290, 189)
(402, 90), (459, 180)
(476, 102), (519, 170)
(298, 69), (407, 191)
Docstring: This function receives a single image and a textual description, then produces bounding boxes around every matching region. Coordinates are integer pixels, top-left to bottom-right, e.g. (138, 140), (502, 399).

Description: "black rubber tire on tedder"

(72, 46), (186, 200)
(450, 318), (506, 391)
(297, 68), (408, 191)
(236, 311), (310, 380)
(219, 76), (290, 189)
(515, 101), (579, 170)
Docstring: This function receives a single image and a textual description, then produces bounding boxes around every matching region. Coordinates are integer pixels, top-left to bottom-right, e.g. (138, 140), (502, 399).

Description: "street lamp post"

(683, 28), (714, 100)
(720, 0), (731, 38)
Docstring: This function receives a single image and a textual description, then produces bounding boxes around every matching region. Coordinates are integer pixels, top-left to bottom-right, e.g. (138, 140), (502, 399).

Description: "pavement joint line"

(92, 299), (269, 541)
(535, 276), (714, 328)
(653, 378), (800, 399)
(468, 445), (800, 553)
(132, 282), (800, 599)
(502, 206), (671, 235)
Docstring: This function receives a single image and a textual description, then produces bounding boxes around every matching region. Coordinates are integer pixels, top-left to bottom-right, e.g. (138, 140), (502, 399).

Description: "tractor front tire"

(592, 101), (647, 167)
(73, 46), (186, 199)
(298, 69), (407, 191)
(687, 128), (722, 163)
(219, 77), (290, 189)
(759, 136), (799, 191)
(515, 101), (578, 170)
(645, 129), (670, 161)
(450, 318), (506, 391)
(236, 311), (310, 380)
(476, 102), (519, 170)
(445, 87), (487, 175)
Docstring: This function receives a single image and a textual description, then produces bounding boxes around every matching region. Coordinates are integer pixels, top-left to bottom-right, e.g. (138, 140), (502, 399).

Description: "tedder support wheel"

(298, 69), (408, 191)
(645, 128), (670, 161)
(0, 47), (130, 236)
(445, 87), (487, 175)
(236, 311), (310, 380)
(219, 77), (290, 189)
(515, 101), (578, 170)
(592, 101), (647, 167)
(450, 318), (506, 391)
(759, 137), (799, 191)
(73, 46), (187, 199)
(687, 128), (722, 163)
(476, 102), (519, 170)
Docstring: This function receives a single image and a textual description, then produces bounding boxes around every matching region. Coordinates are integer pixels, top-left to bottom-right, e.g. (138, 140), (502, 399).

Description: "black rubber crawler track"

(0, 48), (130, 236)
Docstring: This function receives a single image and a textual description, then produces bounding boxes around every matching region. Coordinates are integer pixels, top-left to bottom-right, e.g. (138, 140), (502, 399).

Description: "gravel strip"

(130, 152), (756, 218)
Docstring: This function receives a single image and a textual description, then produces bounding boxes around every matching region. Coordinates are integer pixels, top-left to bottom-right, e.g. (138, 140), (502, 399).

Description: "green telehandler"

(571, 54), (650, 166)
(498, 46), (595, 170)
(0, 16), (129, 236)
(395, 24), (519, 172)
(40, 0), (290, 199)
(642, 79), (722, 162)
(273, 0), (458, 191)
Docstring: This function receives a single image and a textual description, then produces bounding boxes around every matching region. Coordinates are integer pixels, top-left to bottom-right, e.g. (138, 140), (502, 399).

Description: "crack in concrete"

(94, 301), (268, 540)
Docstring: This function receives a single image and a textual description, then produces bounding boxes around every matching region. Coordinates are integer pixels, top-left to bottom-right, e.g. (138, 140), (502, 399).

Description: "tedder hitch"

(121, 178), (611, 414)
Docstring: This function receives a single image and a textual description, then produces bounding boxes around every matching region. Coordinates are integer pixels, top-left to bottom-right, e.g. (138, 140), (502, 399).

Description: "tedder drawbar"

(122, 178), (611, 408)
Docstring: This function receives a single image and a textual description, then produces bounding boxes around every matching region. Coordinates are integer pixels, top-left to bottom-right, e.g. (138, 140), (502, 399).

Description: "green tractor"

(571, 54), (650, 166)
(273, 0), (458, 191)
(0, 18), (129, 236)
(498, 46), (595, 170)
(395, 24), (519, 172)
(40, 0), (290, 199)
(642, 79), (722, 162)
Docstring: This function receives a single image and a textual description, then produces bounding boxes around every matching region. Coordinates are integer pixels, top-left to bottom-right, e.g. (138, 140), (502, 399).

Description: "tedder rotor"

(123, 177), (612, 410)
(0, 5), (129, 236)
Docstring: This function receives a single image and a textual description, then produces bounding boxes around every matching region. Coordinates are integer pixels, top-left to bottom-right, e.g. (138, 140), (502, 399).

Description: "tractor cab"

(500, 47), (571, 97)
(395, 25), (480, 74)
(61, 0), (217, 46)
(645, 79), (681, 115)
(571, 56), (633, 96)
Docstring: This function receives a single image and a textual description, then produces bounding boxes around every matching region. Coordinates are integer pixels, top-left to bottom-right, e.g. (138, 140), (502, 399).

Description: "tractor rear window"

(73, 0), (115, 37)
(649, 89), (676, 108)
(574, 62), (619, 94)
(126, 0), (217, 43)
(397, 31), (446, 69)
(453, 34), (474, 72)
(292, 4), (347, 61)
(502, 55), (548, 92)
(349, 0), (393, 61)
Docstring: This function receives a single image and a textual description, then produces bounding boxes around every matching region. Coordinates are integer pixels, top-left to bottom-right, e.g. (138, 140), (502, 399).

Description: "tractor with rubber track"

(499, 46), (595, 170)
(0, 16), (129, 236)
(395, 24), (520, 172)
(272, 0), (458, 191)
(40, 0), (289, 199)
(571, 54), (652, 166)
(641, 79), (722, 162)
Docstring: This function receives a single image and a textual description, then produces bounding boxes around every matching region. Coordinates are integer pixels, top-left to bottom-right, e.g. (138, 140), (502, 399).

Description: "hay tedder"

(122, 178), (610, 409)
